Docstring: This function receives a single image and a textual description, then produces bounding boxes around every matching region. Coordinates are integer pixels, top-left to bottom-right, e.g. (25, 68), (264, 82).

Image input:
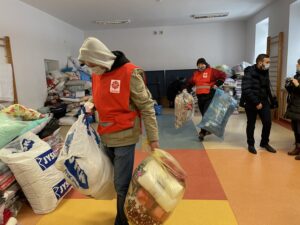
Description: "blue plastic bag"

(198, 89), (237, 139)
(154, 104), (162, 115)
(79, 69), (91, 82)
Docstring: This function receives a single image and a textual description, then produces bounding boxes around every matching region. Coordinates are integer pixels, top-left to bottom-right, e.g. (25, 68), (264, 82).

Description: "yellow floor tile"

(31, 199), (237, 225)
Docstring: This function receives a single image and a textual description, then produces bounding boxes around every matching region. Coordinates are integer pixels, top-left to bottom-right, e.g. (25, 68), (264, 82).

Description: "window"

(254, 18), (269, 63)
(287, 0), (300, 77)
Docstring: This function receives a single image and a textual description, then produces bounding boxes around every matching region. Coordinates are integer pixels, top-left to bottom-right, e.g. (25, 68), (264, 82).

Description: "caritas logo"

(110, 80), (121, 93)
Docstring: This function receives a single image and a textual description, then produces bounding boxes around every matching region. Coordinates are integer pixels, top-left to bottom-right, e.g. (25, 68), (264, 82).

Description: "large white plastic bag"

(55, 114), (115, 199)
(174, 89), (194, 129)
(0, 132), (71, 214)
(198, 88), (237, 139)
(125, 149), (186, 225)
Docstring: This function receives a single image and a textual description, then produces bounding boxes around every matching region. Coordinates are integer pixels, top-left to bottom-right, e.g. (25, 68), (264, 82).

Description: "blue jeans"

(104, 144), (136, 225)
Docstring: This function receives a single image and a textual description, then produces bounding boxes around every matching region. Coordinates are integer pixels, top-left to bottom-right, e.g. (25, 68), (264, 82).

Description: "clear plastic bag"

(125, 149), (186, 225)
(198, 88), (237, 139)
(174, 89), (194, 128)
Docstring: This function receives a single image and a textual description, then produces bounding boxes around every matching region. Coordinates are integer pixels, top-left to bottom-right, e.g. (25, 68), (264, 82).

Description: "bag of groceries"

(125, 149), (186, 225)
(175, 89), (194, 129)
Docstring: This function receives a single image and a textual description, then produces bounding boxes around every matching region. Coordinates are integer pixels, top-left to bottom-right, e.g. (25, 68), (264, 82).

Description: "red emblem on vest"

(110, 80), (121, 93)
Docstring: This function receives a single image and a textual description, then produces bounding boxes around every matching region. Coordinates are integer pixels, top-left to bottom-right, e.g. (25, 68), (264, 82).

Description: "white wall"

(246, 0), (297, 77)
(287, 0), (300, 77)
(85, 21), (246, 71)
(0, 0), (84, 109)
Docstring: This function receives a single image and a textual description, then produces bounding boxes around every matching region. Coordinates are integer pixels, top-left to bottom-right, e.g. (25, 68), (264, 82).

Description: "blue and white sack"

(0, 132), (71, 214)
(55, 114), (115, 199)
(198, 88), (237, 139)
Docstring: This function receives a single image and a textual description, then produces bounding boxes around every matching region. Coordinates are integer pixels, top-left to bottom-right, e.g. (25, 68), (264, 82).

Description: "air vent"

(95, 19), (131, 25)
(191, 12), (229, 19)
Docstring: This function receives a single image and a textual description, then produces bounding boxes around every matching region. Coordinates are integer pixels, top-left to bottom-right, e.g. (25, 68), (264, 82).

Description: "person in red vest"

(78, 37), (159, 225)
(188, 58), (226, 141)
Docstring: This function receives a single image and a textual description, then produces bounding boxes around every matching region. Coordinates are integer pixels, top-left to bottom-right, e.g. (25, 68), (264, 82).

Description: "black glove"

(270, 96), (279, 109)
(215, 79), (224, 87)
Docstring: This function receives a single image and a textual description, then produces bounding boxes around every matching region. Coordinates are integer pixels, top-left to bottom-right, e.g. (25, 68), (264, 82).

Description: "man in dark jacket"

(240, 54), (276, 154)
(285, 58), (300, 159)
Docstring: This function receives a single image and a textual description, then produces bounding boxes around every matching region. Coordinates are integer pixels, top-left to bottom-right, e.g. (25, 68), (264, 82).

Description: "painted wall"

(0, 0), (84, 109)
(85, 21), (247, 71)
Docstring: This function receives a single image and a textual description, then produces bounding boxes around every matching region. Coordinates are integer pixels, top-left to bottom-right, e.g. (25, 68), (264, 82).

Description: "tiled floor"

(17, 110), (299, 225)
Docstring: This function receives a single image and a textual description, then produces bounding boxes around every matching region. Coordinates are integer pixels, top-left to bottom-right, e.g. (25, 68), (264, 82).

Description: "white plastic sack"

(174, 89), (194, 128)
(0, 132), (72, 214)
(59, 116), (77, 126)
(198, 88), (237, 139)
(55, 114), (115, 199)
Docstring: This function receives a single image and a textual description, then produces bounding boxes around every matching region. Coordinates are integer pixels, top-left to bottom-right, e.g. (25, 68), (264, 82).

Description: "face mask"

(198, 66), (206, 71)
(91, 66), (106, 75)
(263, 63), (270, 70)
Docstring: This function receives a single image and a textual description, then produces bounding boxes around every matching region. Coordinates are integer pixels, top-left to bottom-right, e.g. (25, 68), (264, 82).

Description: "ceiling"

(20, 0), (275, 30)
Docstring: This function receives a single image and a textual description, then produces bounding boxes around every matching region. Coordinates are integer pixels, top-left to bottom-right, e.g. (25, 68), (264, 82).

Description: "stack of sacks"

(46, 71), (65, 93)
(0, 132), (72, 214)
(198, 88), (237, 139)
(0, 182), (22, 225)
(223, 78), (237, 96)
(125, 149), (186, 225)
(214, 64), (233, 77)
(42, 129), (64, 156)
(59, 79), (92, 125)
(45, 59), (92, 124)
(175, 89), (194, 129)
(0, 164), (15, 192)
(231, 61), (251, 75)
(0, 161), (21, 225)
(0, 104), (56, 221)
(55, 115), (115, 199)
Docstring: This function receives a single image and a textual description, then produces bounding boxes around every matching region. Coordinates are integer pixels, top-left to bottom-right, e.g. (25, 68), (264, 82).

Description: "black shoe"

(295, 155), (300, 160)
(199, 132), (205, 141)
(260, 144), (276, 153)
(248, 145), (257, 154)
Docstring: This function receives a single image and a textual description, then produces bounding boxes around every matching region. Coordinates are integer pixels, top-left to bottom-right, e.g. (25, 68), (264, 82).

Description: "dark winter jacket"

(240, 65), (274, 108)
(285, 72), (300, 120)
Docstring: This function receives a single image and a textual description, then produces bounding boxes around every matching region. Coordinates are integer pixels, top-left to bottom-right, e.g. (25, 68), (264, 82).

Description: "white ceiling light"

(191, 12), (229, 19)
(94, 19), (131, 25)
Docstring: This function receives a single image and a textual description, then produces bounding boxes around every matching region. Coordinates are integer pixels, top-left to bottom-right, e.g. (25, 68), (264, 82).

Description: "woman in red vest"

(78, 37), (159, 225)
(188, 58), (226, 141)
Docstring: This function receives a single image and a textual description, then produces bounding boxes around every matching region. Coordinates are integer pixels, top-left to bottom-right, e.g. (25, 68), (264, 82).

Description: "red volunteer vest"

(193, 68), (214, 94)
(92, 63), (139, 135)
